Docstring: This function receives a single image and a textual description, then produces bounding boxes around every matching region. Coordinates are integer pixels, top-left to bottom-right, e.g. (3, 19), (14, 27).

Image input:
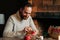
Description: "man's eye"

(24, 11), (30, 14)
(25, 12), (28, 14)
(25, 12), (29, 14)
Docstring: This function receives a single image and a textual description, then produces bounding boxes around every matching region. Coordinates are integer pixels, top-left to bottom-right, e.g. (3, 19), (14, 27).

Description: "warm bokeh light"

(58, 35), (60, 40)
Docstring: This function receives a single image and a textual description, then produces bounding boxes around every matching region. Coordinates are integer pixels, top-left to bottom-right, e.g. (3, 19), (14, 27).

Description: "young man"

(3, 2), (38, 39)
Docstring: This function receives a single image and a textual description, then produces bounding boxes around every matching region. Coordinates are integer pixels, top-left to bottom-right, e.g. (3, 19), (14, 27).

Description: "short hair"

(20, 2), (32, 9)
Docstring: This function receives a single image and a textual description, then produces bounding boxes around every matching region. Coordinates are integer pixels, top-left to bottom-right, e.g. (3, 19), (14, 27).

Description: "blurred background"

(0, 0), (60, 38)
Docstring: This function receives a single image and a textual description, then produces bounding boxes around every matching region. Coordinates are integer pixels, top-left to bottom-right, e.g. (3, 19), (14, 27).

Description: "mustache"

(23, 15), (27, 17)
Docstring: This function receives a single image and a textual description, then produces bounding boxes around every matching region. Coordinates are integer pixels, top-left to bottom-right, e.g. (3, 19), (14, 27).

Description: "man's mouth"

(23, 16), (28, 20)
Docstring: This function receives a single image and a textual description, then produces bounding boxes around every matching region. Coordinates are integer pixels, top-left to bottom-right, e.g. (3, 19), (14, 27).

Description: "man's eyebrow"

(25, 11), (30, 14)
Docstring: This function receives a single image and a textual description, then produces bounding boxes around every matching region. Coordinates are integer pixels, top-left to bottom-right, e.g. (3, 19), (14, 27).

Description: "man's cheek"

(23, 14), (27, 17)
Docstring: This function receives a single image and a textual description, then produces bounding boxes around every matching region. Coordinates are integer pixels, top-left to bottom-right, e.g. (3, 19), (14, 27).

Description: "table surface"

(0, 37), (58, 40)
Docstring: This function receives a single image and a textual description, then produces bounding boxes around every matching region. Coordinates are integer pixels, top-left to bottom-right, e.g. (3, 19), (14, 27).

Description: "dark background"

(0, 0), (28, 37)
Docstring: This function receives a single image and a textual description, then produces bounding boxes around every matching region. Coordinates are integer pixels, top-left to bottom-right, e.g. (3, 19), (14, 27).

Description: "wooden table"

(0, 37), (58, 40)
(0, 37), (21, 40)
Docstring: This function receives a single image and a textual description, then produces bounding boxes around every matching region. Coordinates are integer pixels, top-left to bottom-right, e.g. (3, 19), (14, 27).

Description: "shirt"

(3, 11), (38, 38)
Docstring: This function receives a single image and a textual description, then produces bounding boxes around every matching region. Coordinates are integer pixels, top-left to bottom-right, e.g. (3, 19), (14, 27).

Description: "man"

(3, 2), (38, 39)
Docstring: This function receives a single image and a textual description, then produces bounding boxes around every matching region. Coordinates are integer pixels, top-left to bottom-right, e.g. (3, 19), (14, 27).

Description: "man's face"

(21, 6), (32, 19)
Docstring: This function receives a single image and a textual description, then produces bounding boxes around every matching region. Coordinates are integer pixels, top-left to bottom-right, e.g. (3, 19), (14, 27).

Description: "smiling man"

(3, 2), (38, 39)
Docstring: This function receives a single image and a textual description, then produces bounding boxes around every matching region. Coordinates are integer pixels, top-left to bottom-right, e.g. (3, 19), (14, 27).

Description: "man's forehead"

(24, 6), (32, 13)
(24, 6), (32, 10)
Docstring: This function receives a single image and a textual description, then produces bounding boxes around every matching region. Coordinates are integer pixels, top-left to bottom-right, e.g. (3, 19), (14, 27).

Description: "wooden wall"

(28, 0), (60, 12)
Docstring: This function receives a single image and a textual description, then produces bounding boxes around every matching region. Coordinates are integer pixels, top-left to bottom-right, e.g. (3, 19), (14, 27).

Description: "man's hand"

(24, 27), (32, 33)
(24, 27), (37, 36)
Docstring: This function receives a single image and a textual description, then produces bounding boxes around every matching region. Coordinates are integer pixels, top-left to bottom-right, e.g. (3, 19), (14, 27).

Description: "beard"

(19, 12), (28, 20)
(23, 16), (28, 20)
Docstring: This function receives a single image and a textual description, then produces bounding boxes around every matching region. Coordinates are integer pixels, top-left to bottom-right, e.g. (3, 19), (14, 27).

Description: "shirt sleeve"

(3, 16), (16, 37)
(29, 16), (38, 35)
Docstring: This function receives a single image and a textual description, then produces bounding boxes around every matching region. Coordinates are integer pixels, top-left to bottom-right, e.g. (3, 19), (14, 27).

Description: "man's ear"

(20, 8), (23, 12)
